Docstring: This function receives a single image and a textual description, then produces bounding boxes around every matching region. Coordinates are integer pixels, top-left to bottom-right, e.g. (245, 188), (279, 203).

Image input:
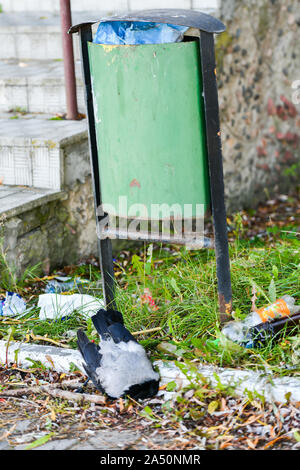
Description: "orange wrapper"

(256, 298), (291, 323)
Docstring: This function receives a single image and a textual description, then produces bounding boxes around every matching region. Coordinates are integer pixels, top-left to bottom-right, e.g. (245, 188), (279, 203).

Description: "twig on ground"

(0, 424), (16, 442)
(0, 385), (51, 397)
(132, 327), (162, 336)
(0, 382), (105, 405)
(29, 332), (69, 348)
(40, 386), (106, 405)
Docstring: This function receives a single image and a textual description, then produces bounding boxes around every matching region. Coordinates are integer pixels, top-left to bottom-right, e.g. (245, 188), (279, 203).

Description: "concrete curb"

(1, 339), (299, 404)
(0, 339), (85, 374)
(156, 360), (300, 404)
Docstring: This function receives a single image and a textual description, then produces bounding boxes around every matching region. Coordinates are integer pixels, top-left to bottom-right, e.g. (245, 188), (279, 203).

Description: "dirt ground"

(1, 366), (300, 450)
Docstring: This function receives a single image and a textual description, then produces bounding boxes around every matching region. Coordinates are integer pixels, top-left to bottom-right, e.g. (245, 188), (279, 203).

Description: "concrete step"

(0, 114), (88, 190)
(0, 184), (65, 218)
(0, 181), (95, 277)
(0, 59), (85, 114)
(0, 11), (98, 60)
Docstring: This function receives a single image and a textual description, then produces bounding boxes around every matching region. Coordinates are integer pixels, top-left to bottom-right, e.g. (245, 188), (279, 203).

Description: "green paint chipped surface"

(88, 40), (210, 218)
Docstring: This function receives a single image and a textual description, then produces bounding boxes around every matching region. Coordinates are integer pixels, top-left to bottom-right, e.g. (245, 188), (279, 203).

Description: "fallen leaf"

(247, 437), (258, 449)
(220, 397), (227, 411)
(264, 434), (290, 449)
(294, 431), (300, 442)
(208, 400), (219, 415)
(219, 437), (234, 449)
(119, 398), (124, 413)
(45, 355), (55, 368)
(25, 433), (55, 450)
(237, 413), (264, 427)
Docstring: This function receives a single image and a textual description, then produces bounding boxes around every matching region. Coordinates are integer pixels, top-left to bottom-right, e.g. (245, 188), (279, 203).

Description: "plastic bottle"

(222, 295), (300, 347)
(244, 295), (299, 326)
(249, 312), (300, 347)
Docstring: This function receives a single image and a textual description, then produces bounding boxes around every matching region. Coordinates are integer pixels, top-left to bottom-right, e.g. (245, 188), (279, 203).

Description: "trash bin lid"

(68, 9), (226, 34)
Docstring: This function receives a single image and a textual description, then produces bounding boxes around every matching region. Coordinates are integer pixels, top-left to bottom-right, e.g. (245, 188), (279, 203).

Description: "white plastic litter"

(38, 294), (104, 320)
(0, 292), (27, 317)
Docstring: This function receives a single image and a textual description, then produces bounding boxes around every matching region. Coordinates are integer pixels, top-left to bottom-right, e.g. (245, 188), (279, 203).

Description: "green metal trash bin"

(69, 9), (233, 322)
(88, 40), (210, 219)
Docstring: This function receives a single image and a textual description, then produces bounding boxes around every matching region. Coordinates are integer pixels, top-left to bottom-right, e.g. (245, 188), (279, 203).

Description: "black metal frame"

(198, 31), (232, 322)
(69, 9), (226, 34)
(72, 10), (232, 323)
(79, 25), (116, 310)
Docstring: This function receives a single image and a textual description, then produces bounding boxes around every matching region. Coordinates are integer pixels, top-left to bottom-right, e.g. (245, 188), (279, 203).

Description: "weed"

(9, 106), (27, 115)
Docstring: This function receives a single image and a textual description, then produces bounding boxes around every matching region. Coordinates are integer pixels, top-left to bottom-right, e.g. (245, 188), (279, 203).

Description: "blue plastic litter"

(93, 21), (188, 45)
(0, 292), (26, 317)
(44, 276), (88, 294)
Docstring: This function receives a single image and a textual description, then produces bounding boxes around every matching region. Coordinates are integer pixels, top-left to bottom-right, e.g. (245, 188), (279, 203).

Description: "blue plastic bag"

(0, 292), (26, 317)
(93, 21), (188, 45)
(44, 276), (88, 293)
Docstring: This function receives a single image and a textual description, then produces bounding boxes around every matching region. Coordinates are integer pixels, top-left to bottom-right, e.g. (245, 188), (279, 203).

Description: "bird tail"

(77, 329), (90, 358)
(92, 308), (124, 339)
(77, 329), (101, 369)
(77, 329), (103, 392)
(92, 309), (136, 344)
(105, 308), (124, 325)
(91, 310), (110, 340)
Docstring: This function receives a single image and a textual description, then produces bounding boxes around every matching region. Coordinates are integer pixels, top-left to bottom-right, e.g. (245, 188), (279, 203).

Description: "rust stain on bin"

(218, 294), (233, 324)
(130, 178), (141, 188)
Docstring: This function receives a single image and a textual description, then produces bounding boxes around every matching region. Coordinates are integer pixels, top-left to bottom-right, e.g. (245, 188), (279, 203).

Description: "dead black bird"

(77, 309), (160, 400)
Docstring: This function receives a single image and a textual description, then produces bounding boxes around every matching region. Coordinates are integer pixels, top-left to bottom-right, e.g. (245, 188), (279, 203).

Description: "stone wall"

(217, 0), (300, 211)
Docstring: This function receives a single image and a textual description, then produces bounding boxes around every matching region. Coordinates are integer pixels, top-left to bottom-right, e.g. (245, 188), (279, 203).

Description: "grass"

(0, 215), (299, 377)
(0, 232), (41, 293)
(9, 106), (27, 116)
(112, 233), (300, 373)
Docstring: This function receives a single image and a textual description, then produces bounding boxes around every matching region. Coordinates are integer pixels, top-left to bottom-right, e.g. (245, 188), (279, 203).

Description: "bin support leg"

(199, 32), (232, 324)
(79, 25), (116, 310)
(59, 0), (78, 120)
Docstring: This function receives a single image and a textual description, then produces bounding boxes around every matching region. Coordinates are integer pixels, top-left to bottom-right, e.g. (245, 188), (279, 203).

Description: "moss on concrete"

(215, 30), (234, 72)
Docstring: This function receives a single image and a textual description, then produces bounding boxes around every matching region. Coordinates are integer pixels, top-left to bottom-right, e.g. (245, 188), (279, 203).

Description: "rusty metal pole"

(60, 0), (78, 120)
